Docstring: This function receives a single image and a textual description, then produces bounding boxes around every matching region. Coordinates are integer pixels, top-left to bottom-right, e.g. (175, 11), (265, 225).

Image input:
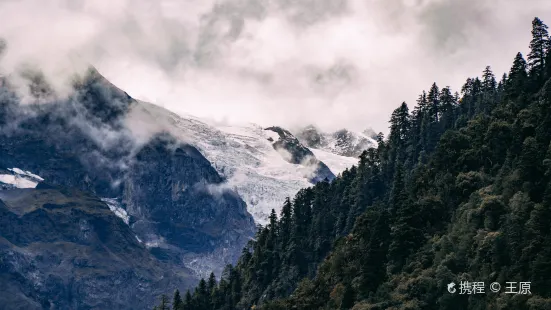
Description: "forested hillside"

(156, 17), (551, 310)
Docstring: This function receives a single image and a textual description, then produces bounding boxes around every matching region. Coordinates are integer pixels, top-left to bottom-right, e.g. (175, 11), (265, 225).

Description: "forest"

(154, 17), (551, 310)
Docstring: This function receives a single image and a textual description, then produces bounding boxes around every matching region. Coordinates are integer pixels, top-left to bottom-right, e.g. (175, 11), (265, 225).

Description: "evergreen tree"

(172, 290), (183, 310)
(207, 272), (217, 294)
(528, 17), (550, 80)
(482, 66), (497, 92)
(389, 102), (410, 165)
(389, 102), (410, 145)
(184, 290), (192, 309)
(278, 197), (292, 248)
(508, 52), (528, 99)
(387, 164), (422, 273)
(439, 86), (457, 130)
(158, 295), (170, 310)
(427, 83), (441, 122)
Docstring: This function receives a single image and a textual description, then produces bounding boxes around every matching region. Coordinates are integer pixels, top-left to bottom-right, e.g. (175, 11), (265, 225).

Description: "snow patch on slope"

(310, 148), (358, 176)
(101, 198), (130, 225)
(8, 168), (44, 181)
(0, 168), (43, 189)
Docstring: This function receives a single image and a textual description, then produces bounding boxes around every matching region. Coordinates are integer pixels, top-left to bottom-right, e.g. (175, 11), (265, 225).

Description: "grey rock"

(264, 126), (335, 183)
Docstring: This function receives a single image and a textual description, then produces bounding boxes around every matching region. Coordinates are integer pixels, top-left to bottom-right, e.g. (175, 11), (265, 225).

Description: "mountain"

(0, 64), (357, 300)
(0, 187), (194, 310)
(127, 102), (352, 224)
(0, 41), (359, 310)
(153, 17), (551, 310)
(0, 68), (256, 285)
(294, 125), (377, 158)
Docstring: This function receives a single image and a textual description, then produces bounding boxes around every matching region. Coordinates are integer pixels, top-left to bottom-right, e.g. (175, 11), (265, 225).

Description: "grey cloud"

(1, 0), (551, 134)
(278, 0), (349, 26)
(309, 60), (358, 98)
(417, 0), (492, 53)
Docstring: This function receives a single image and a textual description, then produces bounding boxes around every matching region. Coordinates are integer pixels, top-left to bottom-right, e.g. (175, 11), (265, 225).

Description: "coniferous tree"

(427, 83), (440, 121)
(508, 52), (528, 100)
(387, 164), (422, 274)
(528, 17), (550, 81)
(183, 291), (192, 310)
(389, 102), (410, 149)
(439, 86), (456, 131)
(172, 290), (183, 310)
(207, 272), (216, 294)
(482, 66), (497, 91)
(158, 295), (170, 310)
(278, 197), (292, 248)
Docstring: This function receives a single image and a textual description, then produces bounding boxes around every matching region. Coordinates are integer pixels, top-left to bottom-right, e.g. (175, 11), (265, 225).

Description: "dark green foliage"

(155, 17), (551, 310)
(173, 290), (183, 310)
(528, 17), (550, 82)
(158, 295), (170, 310)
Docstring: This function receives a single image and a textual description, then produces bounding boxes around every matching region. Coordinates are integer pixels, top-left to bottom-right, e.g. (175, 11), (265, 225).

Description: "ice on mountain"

(101, 198), (130, 225)
(129, 102), (358, 224)
(8, 168), (44, 181)
(0, 168), (43, 189)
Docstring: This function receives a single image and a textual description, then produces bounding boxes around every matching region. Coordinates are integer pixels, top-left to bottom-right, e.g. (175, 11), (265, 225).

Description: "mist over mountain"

(0, 68), (258, 308)
(0, 59), (360, 308)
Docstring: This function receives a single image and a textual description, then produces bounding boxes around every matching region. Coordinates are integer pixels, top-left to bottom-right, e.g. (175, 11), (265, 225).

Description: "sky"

(0, 0), (550, 134)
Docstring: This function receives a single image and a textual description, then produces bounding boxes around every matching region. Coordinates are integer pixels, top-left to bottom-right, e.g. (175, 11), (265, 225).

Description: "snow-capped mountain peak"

(128, 103), (355, 224)
(294, 125), (377, 158)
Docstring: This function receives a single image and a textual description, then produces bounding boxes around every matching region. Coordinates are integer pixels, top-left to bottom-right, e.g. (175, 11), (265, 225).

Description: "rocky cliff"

(264, 126), (335, 183)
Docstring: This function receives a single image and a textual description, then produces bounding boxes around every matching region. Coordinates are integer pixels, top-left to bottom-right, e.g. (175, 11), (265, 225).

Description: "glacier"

(128, 102), (360, 224)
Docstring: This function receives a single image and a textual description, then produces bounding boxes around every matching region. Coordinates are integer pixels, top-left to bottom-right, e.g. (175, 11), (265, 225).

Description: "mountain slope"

(0, 187), (193, 310)
(0, 68), (256, 279)
(129, 102), (350, 224)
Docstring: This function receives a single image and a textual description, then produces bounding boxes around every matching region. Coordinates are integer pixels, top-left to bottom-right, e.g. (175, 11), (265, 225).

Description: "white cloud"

(0, 0), (550, 133)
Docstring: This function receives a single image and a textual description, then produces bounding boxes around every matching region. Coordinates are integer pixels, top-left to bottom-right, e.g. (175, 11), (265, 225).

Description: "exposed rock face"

(264, 126), (335, 183)
(123, 133), (255, 276)
(0, 67), (257, 308)
(0, 68), (134, 198)
(0, 187), (194, 310)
